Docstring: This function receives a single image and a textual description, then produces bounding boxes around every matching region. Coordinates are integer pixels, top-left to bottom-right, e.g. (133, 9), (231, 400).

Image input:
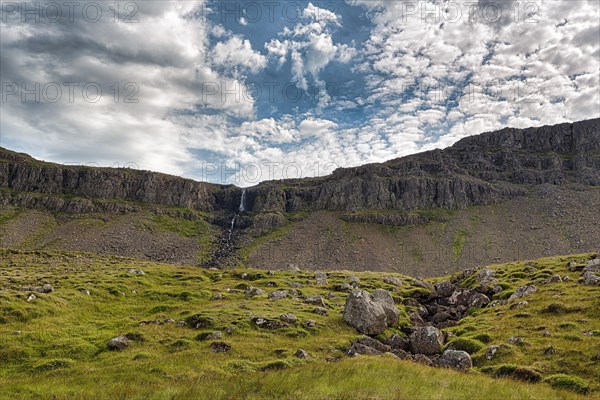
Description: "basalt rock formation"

(1, 118), (599, 216)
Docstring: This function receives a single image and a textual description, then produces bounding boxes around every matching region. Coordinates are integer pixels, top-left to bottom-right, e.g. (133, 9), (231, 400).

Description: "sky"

(1, 0), (599, 186)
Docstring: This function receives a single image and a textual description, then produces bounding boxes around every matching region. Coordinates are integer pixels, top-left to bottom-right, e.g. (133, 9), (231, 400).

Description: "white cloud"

(212, 35), (267, 74)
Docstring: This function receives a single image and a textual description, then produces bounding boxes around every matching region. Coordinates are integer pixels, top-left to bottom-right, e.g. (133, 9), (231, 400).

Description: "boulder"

(434, 281), (456, 298)
(581, 271), (600, 286)
(544, 275), (562, 284)
(245, 287), (266, 297)
(508, 285), (538, 301)
(410, 326), (444, 356)
(468, 292), (490, 308)
(391, 349), (413, 360)
(107, 336), (129, 351)
(305, 296), (326, 307)
(372, 289), (401, 324)
(384, 334), (410, 351)
(437, 349), (472, 370)
(343, 290), (397, 336)
(583, 258), (600, 273)
(315, 272), (328, 285)
(280, 313), (298, 323)
(413, 354), (433, 365)
(352, 336), (391, 353)
(268, 290), (289, 300)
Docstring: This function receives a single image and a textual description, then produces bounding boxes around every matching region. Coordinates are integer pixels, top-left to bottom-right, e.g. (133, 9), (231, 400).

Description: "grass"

(0, 249), (598, 399)
(452, 229), (469, 261)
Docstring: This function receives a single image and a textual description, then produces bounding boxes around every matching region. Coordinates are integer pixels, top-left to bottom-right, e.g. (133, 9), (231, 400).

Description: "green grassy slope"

(0, 249), (598, 399)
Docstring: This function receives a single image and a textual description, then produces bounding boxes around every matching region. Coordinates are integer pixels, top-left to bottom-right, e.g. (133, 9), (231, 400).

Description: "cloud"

(212, 35), (267, 74)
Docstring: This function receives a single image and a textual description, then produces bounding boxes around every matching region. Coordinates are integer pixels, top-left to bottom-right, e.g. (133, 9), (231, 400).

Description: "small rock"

(326, 293), (339, 300)
(107, 336), (129, 351)
(413, 354), (433, 366)
(510, 301), (529, 309)
(384, 277), (403, 287)
(295, 349), (309, 359)
(544, 346), (556, 355)
(26, 293), (36, 302)
(544, 275), (562, 284)
(583, 258), (600, 273)
(313, 307), (328, 316)
(12, 331), (21, 335)
(79, 288), (91, 296)
(280, 313), (298, 323)
(210, 341), (231, 353)
(352, 337), (391, 353)
(127, 269), (145, 275)
(290, 282), (305, 288)
(40, 284), (54, 293)
(245, 287), (266, 297)
(207, 331), (223, 340)
(508, 336), (526, 346)
(305, 296), (326, 307)
(543, 331), (552, 337)
(176, 320), (187, 327)
(211, 293), (224, 300)
(391, 349), (413, 360)
(468, 292), (490, 308)
(485, 345), (500, 360)
(240, 273), (248, 279)
(304, 320), (317, 328)
(315, 272), (328, 285)
(269, 290), (289, 300)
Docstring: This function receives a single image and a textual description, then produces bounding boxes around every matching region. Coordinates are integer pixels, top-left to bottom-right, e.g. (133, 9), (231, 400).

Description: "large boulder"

(343, 290), (399, 336)
(410, 326), (444, 356)
(437, 349), (472, 370)
(434, 280), (456, 298)
(371, 289), (401, 323)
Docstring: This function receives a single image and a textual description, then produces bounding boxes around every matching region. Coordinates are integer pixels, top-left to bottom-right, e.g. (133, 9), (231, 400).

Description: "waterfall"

(239, 189), (246, 212)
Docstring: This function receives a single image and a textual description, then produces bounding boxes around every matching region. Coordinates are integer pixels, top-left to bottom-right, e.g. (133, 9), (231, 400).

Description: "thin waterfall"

(239, 189), (246, 212)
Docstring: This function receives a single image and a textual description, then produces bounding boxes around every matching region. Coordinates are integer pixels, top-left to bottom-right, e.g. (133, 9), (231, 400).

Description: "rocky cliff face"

(0, 149), (229, 212)
(247, 119), (600, 213)
(1, 118), (598, 215)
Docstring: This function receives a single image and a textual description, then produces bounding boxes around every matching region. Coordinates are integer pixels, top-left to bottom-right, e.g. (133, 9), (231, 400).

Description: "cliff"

(1, 118), (599, 215)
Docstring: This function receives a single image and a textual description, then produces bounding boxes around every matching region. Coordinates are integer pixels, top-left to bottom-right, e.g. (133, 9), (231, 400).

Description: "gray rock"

(371, 289), (401, 324)
(211, 293), (224, 300)
(107, 336), (129, 351)
(583, 258), (600, 273)
(348, 343), (382, 356)
(437, 349), (472, 370)
(245, 287), (266, 297)
(26, 293), (36, 302)
(385, 334), (410, 351)
(544, 275), (562, 284)
(176, 320), (187, 327)
(269, 290), (289, 300)
(581, 271), (600, 286)
(295, 349), (309, 359)
(127, 269), (145, 275)
(509, 285), (538, 301)
(313, 307), (328, 316)
(305, 296), (326, 307)
(280, 313), (298, 323)
(510, 301), (529, 309)
(468, 292), (490, 308)
(413, 354), (433, 366)
(343, 290), (389, 336)
(383, 277), (403, 287)
(210, 341), (231, 353)
(485, 345), (500, 360)
(352, 336), (392, 353)
(289, 282), (305, 288)
(391, 349), (413, 360)
(410, 326), (444, 356)
(315, 272), (328, 285)
(434, 280), (456, 298)
(79, 288), (91, 296)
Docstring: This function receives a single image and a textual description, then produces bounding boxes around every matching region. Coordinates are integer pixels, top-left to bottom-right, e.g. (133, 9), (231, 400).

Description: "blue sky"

(1, 1), (599, 186)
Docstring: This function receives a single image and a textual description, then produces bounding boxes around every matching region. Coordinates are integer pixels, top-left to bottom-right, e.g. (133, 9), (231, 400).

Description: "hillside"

(0, 249), (598, 399)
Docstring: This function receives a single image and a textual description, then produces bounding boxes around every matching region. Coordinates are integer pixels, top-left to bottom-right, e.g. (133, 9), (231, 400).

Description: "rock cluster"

(343, 289), (400, 335)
